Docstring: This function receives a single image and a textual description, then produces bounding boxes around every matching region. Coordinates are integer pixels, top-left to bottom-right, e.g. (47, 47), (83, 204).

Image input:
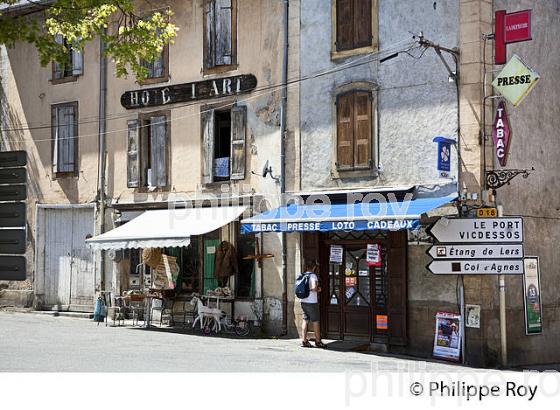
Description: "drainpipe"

(280, 0), (289, 336)
(97, 33), (108, 290)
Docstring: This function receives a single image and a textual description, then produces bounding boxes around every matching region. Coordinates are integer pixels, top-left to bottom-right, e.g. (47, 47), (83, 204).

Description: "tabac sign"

(492, 55), (539, 106)
(121, 74), (257, 109)
(492, 101), (511, 166)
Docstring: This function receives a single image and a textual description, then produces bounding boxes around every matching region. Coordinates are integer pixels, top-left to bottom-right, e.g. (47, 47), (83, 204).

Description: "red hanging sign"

(492, 101), (511, 167)
(494, 9), (532, 65)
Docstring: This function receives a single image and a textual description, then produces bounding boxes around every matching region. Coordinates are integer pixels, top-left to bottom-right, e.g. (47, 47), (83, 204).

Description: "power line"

(3, 38), (421, 143)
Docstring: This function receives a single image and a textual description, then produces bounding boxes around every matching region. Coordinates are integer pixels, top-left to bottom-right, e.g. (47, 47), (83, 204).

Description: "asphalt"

(0, 311), (490, 372)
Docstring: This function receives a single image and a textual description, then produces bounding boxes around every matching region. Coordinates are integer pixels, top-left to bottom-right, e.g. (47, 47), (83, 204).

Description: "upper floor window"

(201, 105), (247, 183)
(139, 14), (170, 84)
(335, 90), (375, 171)
(51, 102), (78, 176)
(204, 0), (238, 72)
(127, 111), (170, 189)
(52, 35), (83, 83)
(333, 0), (377, 57)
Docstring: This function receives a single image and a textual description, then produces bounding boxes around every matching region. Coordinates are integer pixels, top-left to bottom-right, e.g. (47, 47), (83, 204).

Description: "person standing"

(299, 260), (327, 348)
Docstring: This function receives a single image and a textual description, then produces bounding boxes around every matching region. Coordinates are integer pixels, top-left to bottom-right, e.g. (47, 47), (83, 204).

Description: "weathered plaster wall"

(299, 0), (459, 191)
(491, 0), (560, 366)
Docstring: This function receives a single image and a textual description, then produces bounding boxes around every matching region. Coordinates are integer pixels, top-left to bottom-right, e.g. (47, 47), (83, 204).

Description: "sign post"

(492, 54), (540, 106)
(495, 9), (532, 65)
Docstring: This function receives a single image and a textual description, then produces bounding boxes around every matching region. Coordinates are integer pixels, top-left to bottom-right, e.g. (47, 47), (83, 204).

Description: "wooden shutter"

(150, 115), (167, 187)
(51, 106), (58, 173)
(53, 34), (64, 79)
(215, 0), (233, 65)
(127, 119), (140, 188)
(230, 105), (246, 180)
(336, 93), (354, 169)
(205, 0), (217, 68)
(353, 91), (372, 168)
(336, 0), (354, 51)
(55, 105), (76, 173)
(353, 0), (372, 48)
(201, 110), (215, 184)
(71, 46), (83, 76)
(387, 231), (407, 346)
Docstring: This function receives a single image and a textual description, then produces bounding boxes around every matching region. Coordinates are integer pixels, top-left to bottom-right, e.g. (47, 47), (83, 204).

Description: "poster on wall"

(433, 311), (462, 361)
(465, 304), (481, 328)
(329, 245), (343, 264)
(523, 257), (543, 335)
(366, 243), (382, 266)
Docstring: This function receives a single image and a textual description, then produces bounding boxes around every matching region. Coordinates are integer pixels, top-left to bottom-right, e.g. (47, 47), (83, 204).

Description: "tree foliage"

(0, 0), (178, 80)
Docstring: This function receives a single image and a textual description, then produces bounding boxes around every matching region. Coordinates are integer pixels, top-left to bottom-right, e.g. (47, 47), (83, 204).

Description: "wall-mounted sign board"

(0, 229), (26, 254)
(0, 168), (26, 185)
(495, 9), (532, 65)
(427, 259), (524, 275)
(0, 151), (27, 168)
(427, 244), (524, 260)
(427, 217), (523, 243)
(492, 55), (539, 106)
(0, 185), (27, 201)
(0, 203), (26, 228)
(0, 256), (26, 281)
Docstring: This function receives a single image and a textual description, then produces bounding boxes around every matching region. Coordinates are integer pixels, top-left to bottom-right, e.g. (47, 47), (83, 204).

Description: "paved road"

(0, 311), (479, 372)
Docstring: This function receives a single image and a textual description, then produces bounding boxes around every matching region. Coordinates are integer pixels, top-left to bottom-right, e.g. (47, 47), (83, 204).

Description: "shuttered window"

(336, 0), (373, 52)
(204, 0), (237, 69)
(336, 91), (373, 170)
(127, 113), (169, 189)
(140, 22), (169, 82)
(53, 34), (83, 81)
(51, 103), (78, 175)
(201, 105), (246, 183)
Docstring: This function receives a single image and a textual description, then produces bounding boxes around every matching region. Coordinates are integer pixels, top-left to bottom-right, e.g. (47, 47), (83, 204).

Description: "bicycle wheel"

(234, 320), (251, 337)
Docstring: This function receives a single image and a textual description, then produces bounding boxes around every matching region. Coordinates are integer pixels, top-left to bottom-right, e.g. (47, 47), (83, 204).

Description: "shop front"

(241, 192), (456, 345)
(86, 204), (261, 326)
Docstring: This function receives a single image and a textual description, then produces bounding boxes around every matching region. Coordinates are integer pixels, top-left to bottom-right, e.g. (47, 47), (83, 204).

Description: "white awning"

(87, 205), (248, 250)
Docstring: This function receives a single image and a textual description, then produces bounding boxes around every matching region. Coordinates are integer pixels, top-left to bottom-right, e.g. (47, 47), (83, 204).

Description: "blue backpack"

(295, 272), (311, 299)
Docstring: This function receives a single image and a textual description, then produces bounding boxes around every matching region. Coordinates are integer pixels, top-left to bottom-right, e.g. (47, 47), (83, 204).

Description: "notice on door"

(366, 243), (382, 266)
(329, 245), (343, 264)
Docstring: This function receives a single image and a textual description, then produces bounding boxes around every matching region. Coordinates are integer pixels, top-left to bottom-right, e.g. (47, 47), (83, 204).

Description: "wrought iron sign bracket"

(485, 167), (534, 193)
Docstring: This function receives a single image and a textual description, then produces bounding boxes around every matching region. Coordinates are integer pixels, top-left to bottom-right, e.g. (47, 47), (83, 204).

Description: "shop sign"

(523, 257), (543, 335)
(121, 74), (257, 109)
(427, 217), (523, 243)
(366, 243), (381, 266)
(433, 136), (455, 178)
(465, 305), (481, 329)
(492, 101), (511, 166)
(476, 207), (498, 218)
(427, 244), (524, 260)
(433, 311), (462, 362)
(492, 55), (540, 106)
(427, 259), (524, 275)
(495, 9), (532, 65)
(329, 245), (343, 264)
(241, 218), (419, 233)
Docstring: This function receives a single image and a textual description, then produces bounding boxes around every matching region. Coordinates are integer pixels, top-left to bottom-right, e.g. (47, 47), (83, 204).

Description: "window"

(52, 34), (83, 82)
(336, 90), (374, 170)
(201, 105), (246, 183)
(236, 232), (256, 298)
(51, 102), (78, 176)
(333, 0), (377, 55)
(127, 111), (170, 188)
(204, 0), (237, 72)
(139, 16), (170, 84)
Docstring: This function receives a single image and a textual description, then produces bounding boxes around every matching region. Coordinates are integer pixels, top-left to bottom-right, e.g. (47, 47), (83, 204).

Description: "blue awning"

(241, 194), (457, 233)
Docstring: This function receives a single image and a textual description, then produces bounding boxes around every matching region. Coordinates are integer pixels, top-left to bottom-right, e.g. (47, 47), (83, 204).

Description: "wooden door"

(341, 246), (371, 339)
(387, 231), (408, 346)
(69, 207), (95, 309)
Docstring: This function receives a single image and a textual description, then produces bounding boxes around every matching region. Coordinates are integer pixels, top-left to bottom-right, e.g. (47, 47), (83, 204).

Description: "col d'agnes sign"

(121, 74), (257, 109)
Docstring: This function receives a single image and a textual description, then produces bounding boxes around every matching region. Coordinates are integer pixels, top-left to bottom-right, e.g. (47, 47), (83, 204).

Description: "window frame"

(138, 10), (171, 85)
(51, 101), (79, 178)
(51, 37), (83, 85)
(331, 0), (378, 60)
(203, 0), (238, 75)
(332, 83), (378, 179)
(134, 109), (172, 191)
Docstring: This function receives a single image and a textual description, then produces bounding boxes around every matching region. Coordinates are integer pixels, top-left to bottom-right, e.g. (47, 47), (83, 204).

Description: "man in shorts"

(300, 260), (327, 348)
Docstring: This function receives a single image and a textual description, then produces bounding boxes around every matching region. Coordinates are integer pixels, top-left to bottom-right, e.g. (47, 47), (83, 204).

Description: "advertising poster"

(366, 243), (382, 266)
(465, 304), (481, 329)
(329, 245), (343, 264)
(523, 257), (543, 335)
(433, 311), (462, 361)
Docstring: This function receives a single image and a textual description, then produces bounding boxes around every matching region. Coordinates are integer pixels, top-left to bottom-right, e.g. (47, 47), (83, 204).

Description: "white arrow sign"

(427, 217), (523, 243)
(427, 260), (524, 275)
(428, 244), (524, 259)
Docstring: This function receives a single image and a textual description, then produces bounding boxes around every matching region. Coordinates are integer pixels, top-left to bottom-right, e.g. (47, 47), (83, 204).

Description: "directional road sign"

(427, 217), (523, 243)
(427, 259), (524, 275)
(427, 244), (524, 260)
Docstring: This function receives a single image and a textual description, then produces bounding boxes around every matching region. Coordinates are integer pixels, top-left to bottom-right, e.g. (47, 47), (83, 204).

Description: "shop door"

(323, 241), (394, 342)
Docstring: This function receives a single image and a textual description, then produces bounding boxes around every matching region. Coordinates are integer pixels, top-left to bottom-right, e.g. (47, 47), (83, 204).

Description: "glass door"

(341, 247), (371, 339)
